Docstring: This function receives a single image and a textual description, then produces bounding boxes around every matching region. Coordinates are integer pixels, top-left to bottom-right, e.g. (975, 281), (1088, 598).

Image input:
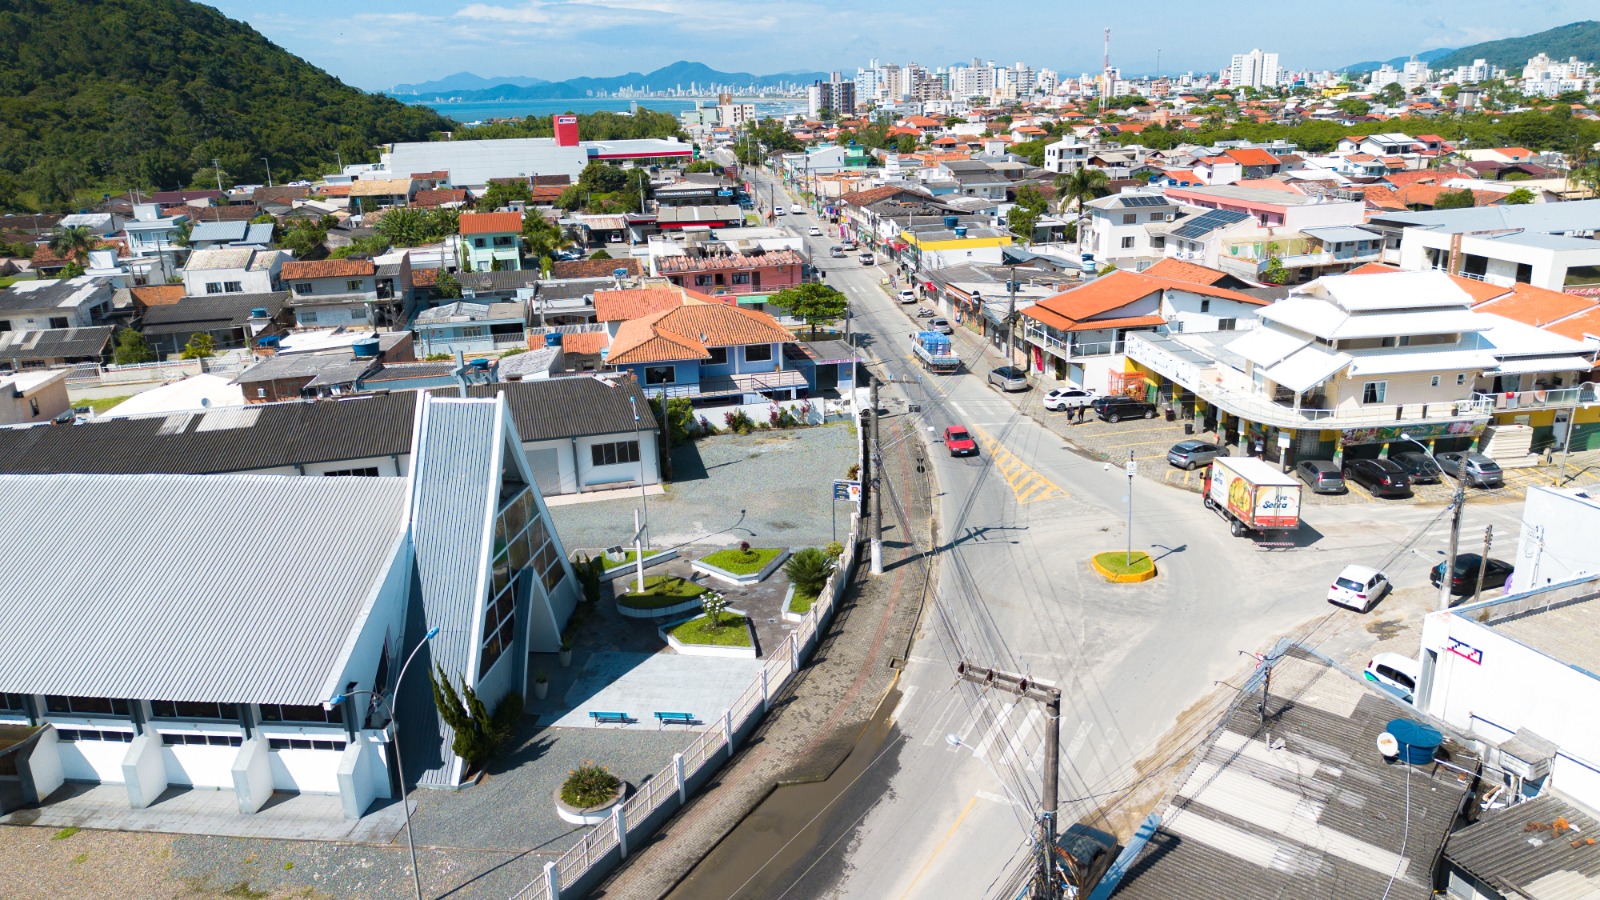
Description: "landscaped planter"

(1090, 551), (1158, 583)
(659, 615), (758, 659)
(598, 548), (678, 583)
(554, 780), (628, 825)
(692, 547), (789, 586)
(616, 574), (709, 620)
(781, 583), (822, 623)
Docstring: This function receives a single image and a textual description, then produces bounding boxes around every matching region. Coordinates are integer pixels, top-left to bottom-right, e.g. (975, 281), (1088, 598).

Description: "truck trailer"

(912, 331), (960, 374)
(1202, 456), (1302, 539)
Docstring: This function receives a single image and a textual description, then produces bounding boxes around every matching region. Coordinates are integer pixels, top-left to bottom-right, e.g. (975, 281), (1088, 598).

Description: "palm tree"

(522, 212), (575, 272)
(1053, 167), (1109, 250)
(48, 225), (97, 267)
(375, 208), (427, 248)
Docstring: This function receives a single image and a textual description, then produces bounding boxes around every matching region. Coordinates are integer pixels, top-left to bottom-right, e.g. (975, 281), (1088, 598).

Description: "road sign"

(834, 480), (862, 503)
(1125, 460), (1137, 476)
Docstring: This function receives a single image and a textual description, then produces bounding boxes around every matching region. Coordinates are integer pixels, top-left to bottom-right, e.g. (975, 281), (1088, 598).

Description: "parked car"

(774, 207), (786, 216)
(829, 246), (845, 258)
(897, 288), (917, 304)
(1042, 387), (1097, 411)
(1091, 396), (1157, 423)
(1364, 652), (1420, 704)
(1294, 459), (1347, 494)
(1343, 458), (1412, 497)
(944, 425), (978, 457)
(808, 226), (823, 236)
(859, 252), (875, 265)
(1328, 564), (1391, 612)
(1056, 824), (1119, 898)
(1431, 553), (1514, 596)
(1390, 451), (1443, 485)
(988, 366), (1030, 392)
(840, 240), (857, 250)
(928, 317), (953, 334)
(1435, 451), (1504, 488)
(1167, 440), (1228, 470)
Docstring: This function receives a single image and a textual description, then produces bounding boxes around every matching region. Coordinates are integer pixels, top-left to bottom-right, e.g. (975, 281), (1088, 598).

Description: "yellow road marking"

(1114, 437), (1192, 449)
(969, 425), (1067, 504)
(896, 795), (980, 900)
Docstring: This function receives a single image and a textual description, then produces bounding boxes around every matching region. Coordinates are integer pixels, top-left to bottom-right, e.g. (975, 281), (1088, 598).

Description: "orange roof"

(1223, 148), (1279, 166)
(1475, 283), (1597, 325)
(1142, 258), (1228, 286)
(607, 303), (793, 365)
(594, 287), (682, 323)
(128, 284), (185, 308)
(1383, 170), (1439, 187)
(459, 211), (523, 235)
(1359, 186), (1409, 211)
(550, 258), (642, 280)
(280, 258), (375, 280)
(1545, 307), (1600, 344)
(1491, 147), (1532, 157)
(560, 331), (610, 355)
(1021, 269), (1263, 333)
(1347, 262), (1401, 275)
(903, 115), (940, 127)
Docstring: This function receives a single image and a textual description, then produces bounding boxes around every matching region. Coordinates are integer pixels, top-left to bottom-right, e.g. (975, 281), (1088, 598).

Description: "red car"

(945, 425), (978, 457)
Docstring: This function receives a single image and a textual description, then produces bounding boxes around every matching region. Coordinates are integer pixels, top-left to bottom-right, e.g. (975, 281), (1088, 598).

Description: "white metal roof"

(0, 473), (409, 704)
(1308, 272), (1476, 312)
(1262, 344), (1351, 393)
(1259, 298), (1488, 340)
(1345, 348), (1498, 376)
(1469, 313), (1598, 358)
(1491, 355), (1596, 375)
(1226, 327), (1309, 368)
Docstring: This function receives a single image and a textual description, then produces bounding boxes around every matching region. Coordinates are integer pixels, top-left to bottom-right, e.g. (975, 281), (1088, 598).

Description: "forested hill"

(1430, 21), (1600, 71)
(0, 0), (450, 210)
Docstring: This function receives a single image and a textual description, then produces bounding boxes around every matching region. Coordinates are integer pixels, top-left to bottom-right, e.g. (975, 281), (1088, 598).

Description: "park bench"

(589, 711), (630, 726)
(653, 711), (695, 728)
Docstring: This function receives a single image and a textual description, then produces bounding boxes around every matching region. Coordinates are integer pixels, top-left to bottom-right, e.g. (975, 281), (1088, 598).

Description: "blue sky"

(205, 1), (1599, 91)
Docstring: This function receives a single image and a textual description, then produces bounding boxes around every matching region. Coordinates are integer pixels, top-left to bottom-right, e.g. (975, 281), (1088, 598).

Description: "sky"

(205, 1), (1598, 91)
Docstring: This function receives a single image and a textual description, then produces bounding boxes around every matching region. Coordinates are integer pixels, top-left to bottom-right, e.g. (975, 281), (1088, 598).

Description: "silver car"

(1435, 451), (1504, 488)
(1166, 440), (1228, 470)
(988, 366), (1029, 392)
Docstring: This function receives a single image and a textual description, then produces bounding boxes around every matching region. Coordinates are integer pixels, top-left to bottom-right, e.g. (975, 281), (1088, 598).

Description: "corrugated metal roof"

(1445, 794), (1600, 899)
(0, 473), (408, 704)
(409, 397), (499, 787)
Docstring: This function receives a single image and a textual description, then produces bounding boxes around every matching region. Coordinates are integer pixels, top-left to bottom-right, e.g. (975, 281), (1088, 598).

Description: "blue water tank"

(955, 226), (968, 238)
(256, 335), (280, 348)
(612, 268), (628, 279)
(943, 215), (959, 228)
(352, 337), (381, 358)
(470, 358), (491, 370)
(545, 331), (564, 347)
(249, 307), (269, 319)
(1386, 719), (1442, 765)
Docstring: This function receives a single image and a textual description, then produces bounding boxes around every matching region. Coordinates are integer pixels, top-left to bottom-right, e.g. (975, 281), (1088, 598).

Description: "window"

(0, 321), (10, 332)
(206, 282), (224, 295)
(1430, 375), (1441, 387)
(293, 282), (313, 295)
(28, 398), (38, 417)
(1120, 236), (1135, 249)
(1457, 373), (1467, 386)
(1199, 300), (1211, 313)
(1151, 237), (1165, 250)
(706, 347), (729, 366)
(1362, 381), (1388, 403)
(49, 317), (69, 329)
(161, 733), (243, 747)
(1149, 212), (1165, 222)
(150, 701), (239, 721)
(493, 236), (514, 247)
(744, 344), (772, 363)
(224, 281), (242, 293)
(0, 693), (28, 714)
(694, 274), (714, 287)
(268, 738), (347, 751)
(591, 440), (641, 467)
(480, 575), (518, 677)
(44, 695), (130, 717)
(644, 366), (676, 385)
(347, 280), (364, 291)
(1217, 318), (1237, 331)
(55, 728), (133, 743)
(732, 273), (751, 285)
(474, 238), (486, 248)
(300, 310), (318, 324)
(258, 703), (342, 725)
(324, 467), (381, 477)
(1122, 213), (1137, 224)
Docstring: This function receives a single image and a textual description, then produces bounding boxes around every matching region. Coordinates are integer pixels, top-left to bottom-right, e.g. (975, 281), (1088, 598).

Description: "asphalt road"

(730, 166), (1517, 900)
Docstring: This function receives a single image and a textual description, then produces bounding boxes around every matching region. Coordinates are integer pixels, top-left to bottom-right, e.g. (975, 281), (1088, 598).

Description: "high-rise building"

(808, 75), (856, 118)
(1227, 49), (1281, 89)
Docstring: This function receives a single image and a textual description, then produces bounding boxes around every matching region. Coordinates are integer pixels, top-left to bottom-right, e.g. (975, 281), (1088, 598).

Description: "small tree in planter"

(562, 761), (621, 809)
(784, 547), (836, 597)
(574, 553), (604, 604)
(533, 671), (550, 701)
(701, 589), (729, 630)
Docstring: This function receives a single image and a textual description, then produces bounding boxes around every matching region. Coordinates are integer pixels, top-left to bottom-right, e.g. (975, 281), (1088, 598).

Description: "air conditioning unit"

(1496, 728), (1556, 781)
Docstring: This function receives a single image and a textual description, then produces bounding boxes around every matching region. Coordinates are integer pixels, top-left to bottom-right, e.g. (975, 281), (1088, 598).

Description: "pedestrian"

(1254, 436), (1264, 458)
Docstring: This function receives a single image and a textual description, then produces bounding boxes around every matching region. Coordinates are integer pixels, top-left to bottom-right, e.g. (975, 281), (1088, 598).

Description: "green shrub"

(783, 547), (835, 596)
(562, 762), (621, 808)
(430, 667), (520, 770)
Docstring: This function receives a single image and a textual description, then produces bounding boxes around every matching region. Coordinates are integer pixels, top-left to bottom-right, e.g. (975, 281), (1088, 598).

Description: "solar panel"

(1170, 209), (1250, 240)
(1121, 195), (1167, 208)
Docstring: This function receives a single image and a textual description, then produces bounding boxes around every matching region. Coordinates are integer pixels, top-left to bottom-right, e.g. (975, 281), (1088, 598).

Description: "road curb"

(1090, 552), (1159, 583)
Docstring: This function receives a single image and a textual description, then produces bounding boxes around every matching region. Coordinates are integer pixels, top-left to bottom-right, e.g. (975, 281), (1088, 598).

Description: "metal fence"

(510, 519), (862, 900)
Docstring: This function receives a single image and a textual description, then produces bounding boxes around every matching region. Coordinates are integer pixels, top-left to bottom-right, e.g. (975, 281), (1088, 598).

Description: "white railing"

(1473, 386), (1599, 411)
(510, 500), (863, 900)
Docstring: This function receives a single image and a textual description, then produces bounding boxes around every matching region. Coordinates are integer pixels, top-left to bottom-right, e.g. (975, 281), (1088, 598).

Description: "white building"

(181, 246), (283, 297)
(1509, 484), (1600, 593)
(1227, 49), (1282, 90)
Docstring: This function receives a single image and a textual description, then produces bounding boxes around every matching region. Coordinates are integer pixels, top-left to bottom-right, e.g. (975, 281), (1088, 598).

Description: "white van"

(790, 203), (804, 215)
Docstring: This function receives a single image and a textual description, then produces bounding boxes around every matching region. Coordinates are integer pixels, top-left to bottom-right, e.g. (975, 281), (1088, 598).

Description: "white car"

(808, 226), (823, 236)
(1042, 387), (1097, 411)
(897, 288), (917, 304)
(774, 207), (786, 216)
(1364, 652), (1420, 703)
(790, 204), (805, 214)
(1328, 564), (1391, 612)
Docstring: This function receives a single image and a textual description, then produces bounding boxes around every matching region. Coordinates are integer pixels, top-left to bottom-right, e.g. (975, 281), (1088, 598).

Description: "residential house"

(187, 220), (274, 252)
(1081, 193), (1182, 270)
(1020, 268), (1265, 387)
(141, 293), (290, 357)
(0, 278), (116, 331)
(1367, 199), (1600, 293)
(606, 297), (804, 404)
(0, 326), (114, 372)
(412, 301), (529, 357)
(0, 392), (580, 818)
(651, 244), (805, 297)
(934, 160), (1012, 200)
(280, 257), (413, 329)
(348, 177), (417, 212)
(120, 204), (188, 284)
(0, 370), (71, 424)
(457, 211), (524, 273)
(898, 221), (1014, 274)
(181, 247), (283, 298)
(235, 331), (415, 402)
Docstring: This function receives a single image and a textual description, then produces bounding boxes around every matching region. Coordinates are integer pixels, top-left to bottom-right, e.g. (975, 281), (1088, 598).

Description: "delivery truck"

(911, 331), (960, 374)
(1202, 456), (1302, 539)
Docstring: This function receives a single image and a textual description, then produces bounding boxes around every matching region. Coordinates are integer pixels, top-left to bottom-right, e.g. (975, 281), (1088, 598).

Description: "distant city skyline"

(204, 1), (1597, 91)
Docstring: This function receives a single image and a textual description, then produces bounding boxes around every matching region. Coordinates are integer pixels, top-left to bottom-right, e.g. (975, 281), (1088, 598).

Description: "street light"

(630, 396), (649, 550)
(326, 625), (439, 900)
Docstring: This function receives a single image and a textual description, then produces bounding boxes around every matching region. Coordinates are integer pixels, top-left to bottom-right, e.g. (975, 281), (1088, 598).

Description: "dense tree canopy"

(0, 0), (449, 211)
(450, 108), (685, 143)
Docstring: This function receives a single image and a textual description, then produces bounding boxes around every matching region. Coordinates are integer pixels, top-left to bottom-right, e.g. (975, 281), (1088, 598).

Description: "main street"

(728, 163), (1524, 899)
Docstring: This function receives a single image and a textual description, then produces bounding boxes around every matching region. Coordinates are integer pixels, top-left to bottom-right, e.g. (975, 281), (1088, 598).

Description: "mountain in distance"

(1429, 20), (1600, 70)
(391, 71), (547, 95)
(1338, 47), (1455, 74)
(396, 60), (831, 101)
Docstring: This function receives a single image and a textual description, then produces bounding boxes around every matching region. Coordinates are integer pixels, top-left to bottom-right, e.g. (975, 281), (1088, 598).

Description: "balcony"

(1473, 385), (1600, 411)
(1022, 321), (1124, 361)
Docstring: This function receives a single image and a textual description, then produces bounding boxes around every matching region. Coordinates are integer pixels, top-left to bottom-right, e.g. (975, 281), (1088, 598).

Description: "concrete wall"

(232, 738), (273, 813)
(0, 371), (71, 426)
(1163, 291), (1263, 333)
(121, 733), (167, 808)
(161, 742), (238, 789)
(1326, 369), (1475, 410)
(335, 736), (389, 819)
(1510, 487), (1600, 593)
(57, 732), (132, 783)
(266, 743), (346, 793)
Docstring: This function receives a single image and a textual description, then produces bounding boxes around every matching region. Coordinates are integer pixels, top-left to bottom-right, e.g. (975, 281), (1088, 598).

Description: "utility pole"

(1006, 264), (1018, 366)
(1472, 525), (1493, 604)
(212, 158), (224, 194)
(1438, 484), (1466, 610)
(261, 157), (273, 188)
(1125, 450), (1136, 567)
(869, 374), (883, 576)
(956, 662), (1061, 900)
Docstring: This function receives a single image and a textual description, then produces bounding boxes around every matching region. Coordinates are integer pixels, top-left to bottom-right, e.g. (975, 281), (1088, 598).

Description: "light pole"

(630, 396), (649, 551)
(261, 158), (273, 188)
(1125, 450), (1136, 567)
(326, 625), (439, 900)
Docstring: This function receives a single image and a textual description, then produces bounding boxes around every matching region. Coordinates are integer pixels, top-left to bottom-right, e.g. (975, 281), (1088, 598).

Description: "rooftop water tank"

(1386, 719), (1442, 765)
(954, 226), (968, 238)
(352, 337), (381, 358)
(545, 331), (564, 347)
(943, 215), (959, 228)
(249, 307), (269, 319)
(256, 335), (280, 348)
(613, 268), (629, 280)
(470, 358), (491, 370)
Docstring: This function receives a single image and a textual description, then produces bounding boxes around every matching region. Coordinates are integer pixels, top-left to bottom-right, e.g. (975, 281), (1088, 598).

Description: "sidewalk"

(592, 408), (933, 900)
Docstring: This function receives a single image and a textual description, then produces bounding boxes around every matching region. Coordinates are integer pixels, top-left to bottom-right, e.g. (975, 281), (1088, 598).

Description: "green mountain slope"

(1431, 21), (1600, 71)
(0, 0), (450, 210)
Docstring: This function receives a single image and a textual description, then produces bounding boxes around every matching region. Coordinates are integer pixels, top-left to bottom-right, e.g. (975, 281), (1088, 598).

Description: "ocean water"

(411, 97), (804, 125)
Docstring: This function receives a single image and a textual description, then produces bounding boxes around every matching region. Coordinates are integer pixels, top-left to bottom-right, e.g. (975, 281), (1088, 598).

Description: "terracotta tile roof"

(594, 287), (682, 322)
(1545, 307), (1600, 344)
(314, 184), (352, 198)
(348, 178), (415, 197)
(1381, 170), (1440, 187)
(1223, 148), (1279, 167)
(550, 258), (642, 280)
(560, 331), (610, 355)
(412, 188), (468, 208)
(654, 249), (804, 274)
(1359, 186), (1409, 211)
(530, 185), (567, 203)
(1475, 283), (1597, 325)
(409, 170), (450, 181)
(1491, 147), (1532, 157)
(32, 238), (124, 266)
(1347, 262), (1401, 275)
(1396, 183), (1502, 209)
(280, 258), (377, 280)
(1142, 258), (1228, 286)
(128, 284), (185, 308)
(412, 267), (440, 287)
(607, 303), (793, 365)
(458, 211), (523, 235)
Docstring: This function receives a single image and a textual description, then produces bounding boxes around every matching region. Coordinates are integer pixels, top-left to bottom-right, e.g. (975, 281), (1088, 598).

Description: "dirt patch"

(1365, 618), (1406, 640)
